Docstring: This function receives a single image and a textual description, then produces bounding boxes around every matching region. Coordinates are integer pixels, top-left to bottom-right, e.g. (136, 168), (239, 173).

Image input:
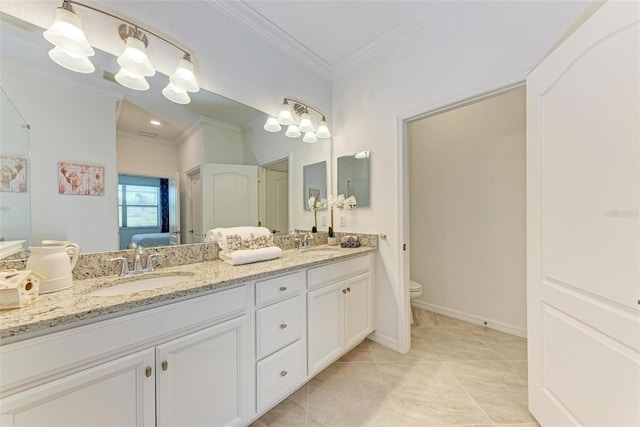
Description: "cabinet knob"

(279, 286), (287, 292)
(145, 367), (152, 377)
(342, 289), (347, 294)
(280, 323), (287, 329)
(280, 370), (288, 377)
(347, 287), (351, 293)
(162, 361), (168, 371)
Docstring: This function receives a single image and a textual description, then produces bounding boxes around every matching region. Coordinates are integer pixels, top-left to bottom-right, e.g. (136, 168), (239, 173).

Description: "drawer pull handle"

(162, 361), (168, 371)
(280, 370), (288, 377)
(280, 323), (287, 329)
(145, 367), (152, 378)
(279, 286), (287, 291)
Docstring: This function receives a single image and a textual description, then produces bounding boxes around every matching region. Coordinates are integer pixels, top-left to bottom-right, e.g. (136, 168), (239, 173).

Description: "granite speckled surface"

(0, 245), (375, 343)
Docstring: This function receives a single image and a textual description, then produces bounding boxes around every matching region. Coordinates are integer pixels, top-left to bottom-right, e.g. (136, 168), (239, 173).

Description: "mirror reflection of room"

(0, 11), (330, 254)
(337, 151), (370, 207)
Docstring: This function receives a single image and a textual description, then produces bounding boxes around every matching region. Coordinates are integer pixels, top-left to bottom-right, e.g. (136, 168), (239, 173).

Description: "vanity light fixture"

(263, 98), (331, 142)
(43, 0), (200, 103)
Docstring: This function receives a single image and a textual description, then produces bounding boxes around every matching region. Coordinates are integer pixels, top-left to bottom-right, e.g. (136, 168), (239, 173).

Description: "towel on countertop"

(207, 226), (273, 253)
(218, 246), (283, 266)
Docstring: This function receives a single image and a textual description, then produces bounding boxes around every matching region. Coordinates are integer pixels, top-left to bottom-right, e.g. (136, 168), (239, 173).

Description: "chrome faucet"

(296, 231), (315, 250)
(110, 244), (161, 276)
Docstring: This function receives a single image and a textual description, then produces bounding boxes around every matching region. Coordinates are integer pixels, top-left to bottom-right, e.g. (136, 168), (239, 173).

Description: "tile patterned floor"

(251, 308), (538, 427)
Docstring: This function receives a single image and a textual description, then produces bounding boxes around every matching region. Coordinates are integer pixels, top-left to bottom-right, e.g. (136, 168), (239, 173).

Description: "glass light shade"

(162, 82), (190, 104)
(43, 7), (94, 57)
(298, 113), (314, 132)
(303, 131), (317, 143)
(277, 101), (294, 125)
(316, 120), (331, 138)
(115, 67), (150, 91)
(117, 37), (155, 77)
(285, 124), (301, 138)
(48, 46), (94, 73)
(263, 116), (282, 132)
(169, 57), (199, 93)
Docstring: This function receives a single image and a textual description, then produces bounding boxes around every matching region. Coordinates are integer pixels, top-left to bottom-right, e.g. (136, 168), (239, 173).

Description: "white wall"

(408, 87), (526, 335)
(1, 68), (118, 253)
(332, 1), (593, 350)
(117, 131), (179, 178)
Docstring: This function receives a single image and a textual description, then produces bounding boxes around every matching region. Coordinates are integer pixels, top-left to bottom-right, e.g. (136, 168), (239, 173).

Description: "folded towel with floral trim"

(218, 246), (283, 265)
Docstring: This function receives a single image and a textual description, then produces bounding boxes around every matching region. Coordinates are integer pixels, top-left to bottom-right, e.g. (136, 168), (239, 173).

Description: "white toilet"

(410, 280), (423, 324)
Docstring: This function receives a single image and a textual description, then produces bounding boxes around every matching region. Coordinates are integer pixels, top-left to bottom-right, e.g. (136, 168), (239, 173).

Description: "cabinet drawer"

(256, 296), (302, 359)
(256, 340), (304, 412)
(255, 271), (305, 307)
(307, 255), (370, 290)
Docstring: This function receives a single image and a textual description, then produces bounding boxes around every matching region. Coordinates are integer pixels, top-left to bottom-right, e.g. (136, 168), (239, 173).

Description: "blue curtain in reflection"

(160, 178), (169, 232)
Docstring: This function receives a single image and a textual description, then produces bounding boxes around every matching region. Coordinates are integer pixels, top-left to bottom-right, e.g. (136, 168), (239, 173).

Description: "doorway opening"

(401, 84), (527, 347)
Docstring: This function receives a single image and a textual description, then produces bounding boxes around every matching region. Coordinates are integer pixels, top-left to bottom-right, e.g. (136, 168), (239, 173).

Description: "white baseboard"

(368, 331), (399, 351)
(411, 300), (527, 338)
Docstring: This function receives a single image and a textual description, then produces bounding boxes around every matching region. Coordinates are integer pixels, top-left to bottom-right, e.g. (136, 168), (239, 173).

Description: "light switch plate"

(321, 215), (327, 226)
(340, 215), (346, 227)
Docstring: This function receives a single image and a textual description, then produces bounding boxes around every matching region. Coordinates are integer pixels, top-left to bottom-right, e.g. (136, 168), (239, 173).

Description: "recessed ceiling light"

(150, 120), (161, 126)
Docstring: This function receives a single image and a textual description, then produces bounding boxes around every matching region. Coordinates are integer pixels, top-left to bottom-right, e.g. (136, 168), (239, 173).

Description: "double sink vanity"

(0, 242), (376, 426)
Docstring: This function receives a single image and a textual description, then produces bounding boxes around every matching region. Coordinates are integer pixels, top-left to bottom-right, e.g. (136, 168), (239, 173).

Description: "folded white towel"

(217, 226), (273, 253)
(204, 228), (222, 243)
(219, 246), (283, 265)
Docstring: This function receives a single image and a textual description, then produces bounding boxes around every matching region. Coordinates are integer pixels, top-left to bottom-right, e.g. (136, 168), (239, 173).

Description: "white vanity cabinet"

(252, 271), (306, 414)
(0, 348), (156, 426)
(307, 255), (375, 376)
(0, 284), (250, 427)
(156, 315), (249, 427)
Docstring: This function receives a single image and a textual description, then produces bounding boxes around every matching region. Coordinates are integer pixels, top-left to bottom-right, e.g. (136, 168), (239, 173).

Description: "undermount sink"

(89, 274), (192, 297)
(302, 248), (340, 256)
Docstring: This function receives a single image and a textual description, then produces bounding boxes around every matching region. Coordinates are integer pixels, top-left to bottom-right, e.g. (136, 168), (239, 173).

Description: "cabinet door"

(307, 281), (344, 375)
(156, 315), (249, 427)
(0, 349), (155, 427)
(344, 272), (373, 349)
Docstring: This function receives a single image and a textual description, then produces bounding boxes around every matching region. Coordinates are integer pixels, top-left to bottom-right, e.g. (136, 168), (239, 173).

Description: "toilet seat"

(410, 280), (422, 298)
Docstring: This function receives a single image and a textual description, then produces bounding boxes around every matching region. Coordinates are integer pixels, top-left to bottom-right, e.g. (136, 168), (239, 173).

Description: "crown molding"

(206, 0), (333, 81)
(200, 115), (242, 132)
(333, 2), (461, 78)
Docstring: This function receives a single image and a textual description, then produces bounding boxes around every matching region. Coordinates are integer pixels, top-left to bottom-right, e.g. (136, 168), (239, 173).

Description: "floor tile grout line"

(370, 339), (403, 427)
(441, 361), (496, 425)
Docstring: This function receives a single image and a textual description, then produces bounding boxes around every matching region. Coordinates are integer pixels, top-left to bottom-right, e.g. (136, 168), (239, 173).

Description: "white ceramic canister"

(26, 243), (79, 293)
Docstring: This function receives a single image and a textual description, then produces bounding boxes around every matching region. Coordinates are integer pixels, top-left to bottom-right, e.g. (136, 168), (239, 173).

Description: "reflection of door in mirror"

(188, 163), (259, 242)
(188, 171), (202, 244)
(168, 173), (180, 245)
(0, 88), (31, 250)
(263, 159), (289, 234)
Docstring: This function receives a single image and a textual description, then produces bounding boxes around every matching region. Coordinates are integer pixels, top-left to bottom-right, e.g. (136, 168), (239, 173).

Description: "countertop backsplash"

(0, 232), (378, 280)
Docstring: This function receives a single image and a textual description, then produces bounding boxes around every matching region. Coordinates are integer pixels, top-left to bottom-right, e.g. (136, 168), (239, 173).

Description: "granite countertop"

(0, 245), (375, 343)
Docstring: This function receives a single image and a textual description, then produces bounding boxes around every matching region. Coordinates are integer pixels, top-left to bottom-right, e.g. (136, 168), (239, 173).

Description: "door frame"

(396, 80), (525, 352)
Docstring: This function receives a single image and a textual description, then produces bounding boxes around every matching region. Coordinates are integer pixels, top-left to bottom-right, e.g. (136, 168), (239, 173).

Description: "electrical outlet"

(340, 215), (346, 227)
(321, 215), (327, 226)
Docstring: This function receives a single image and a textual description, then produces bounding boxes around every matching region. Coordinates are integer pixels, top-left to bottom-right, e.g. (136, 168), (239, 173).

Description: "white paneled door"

(526, 1), (640, 425)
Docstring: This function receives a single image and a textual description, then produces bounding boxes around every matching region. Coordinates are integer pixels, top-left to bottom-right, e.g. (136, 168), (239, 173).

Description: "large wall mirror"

(0, 11), (330, 255)
(337, 152), (370, 207)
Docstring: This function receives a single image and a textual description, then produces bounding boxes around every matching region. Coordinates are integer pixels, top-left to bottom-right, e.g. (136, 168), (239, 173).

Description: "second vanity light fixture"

(263, 98), (331, 143)
(43, 0), (199, 104)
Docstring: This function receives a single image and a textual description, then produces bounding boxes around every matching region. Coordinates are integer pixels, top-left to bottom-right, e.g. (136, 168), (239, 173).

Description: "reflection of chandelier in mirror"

(43, 0), (200, 104)
(263, 98), (331, 143)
